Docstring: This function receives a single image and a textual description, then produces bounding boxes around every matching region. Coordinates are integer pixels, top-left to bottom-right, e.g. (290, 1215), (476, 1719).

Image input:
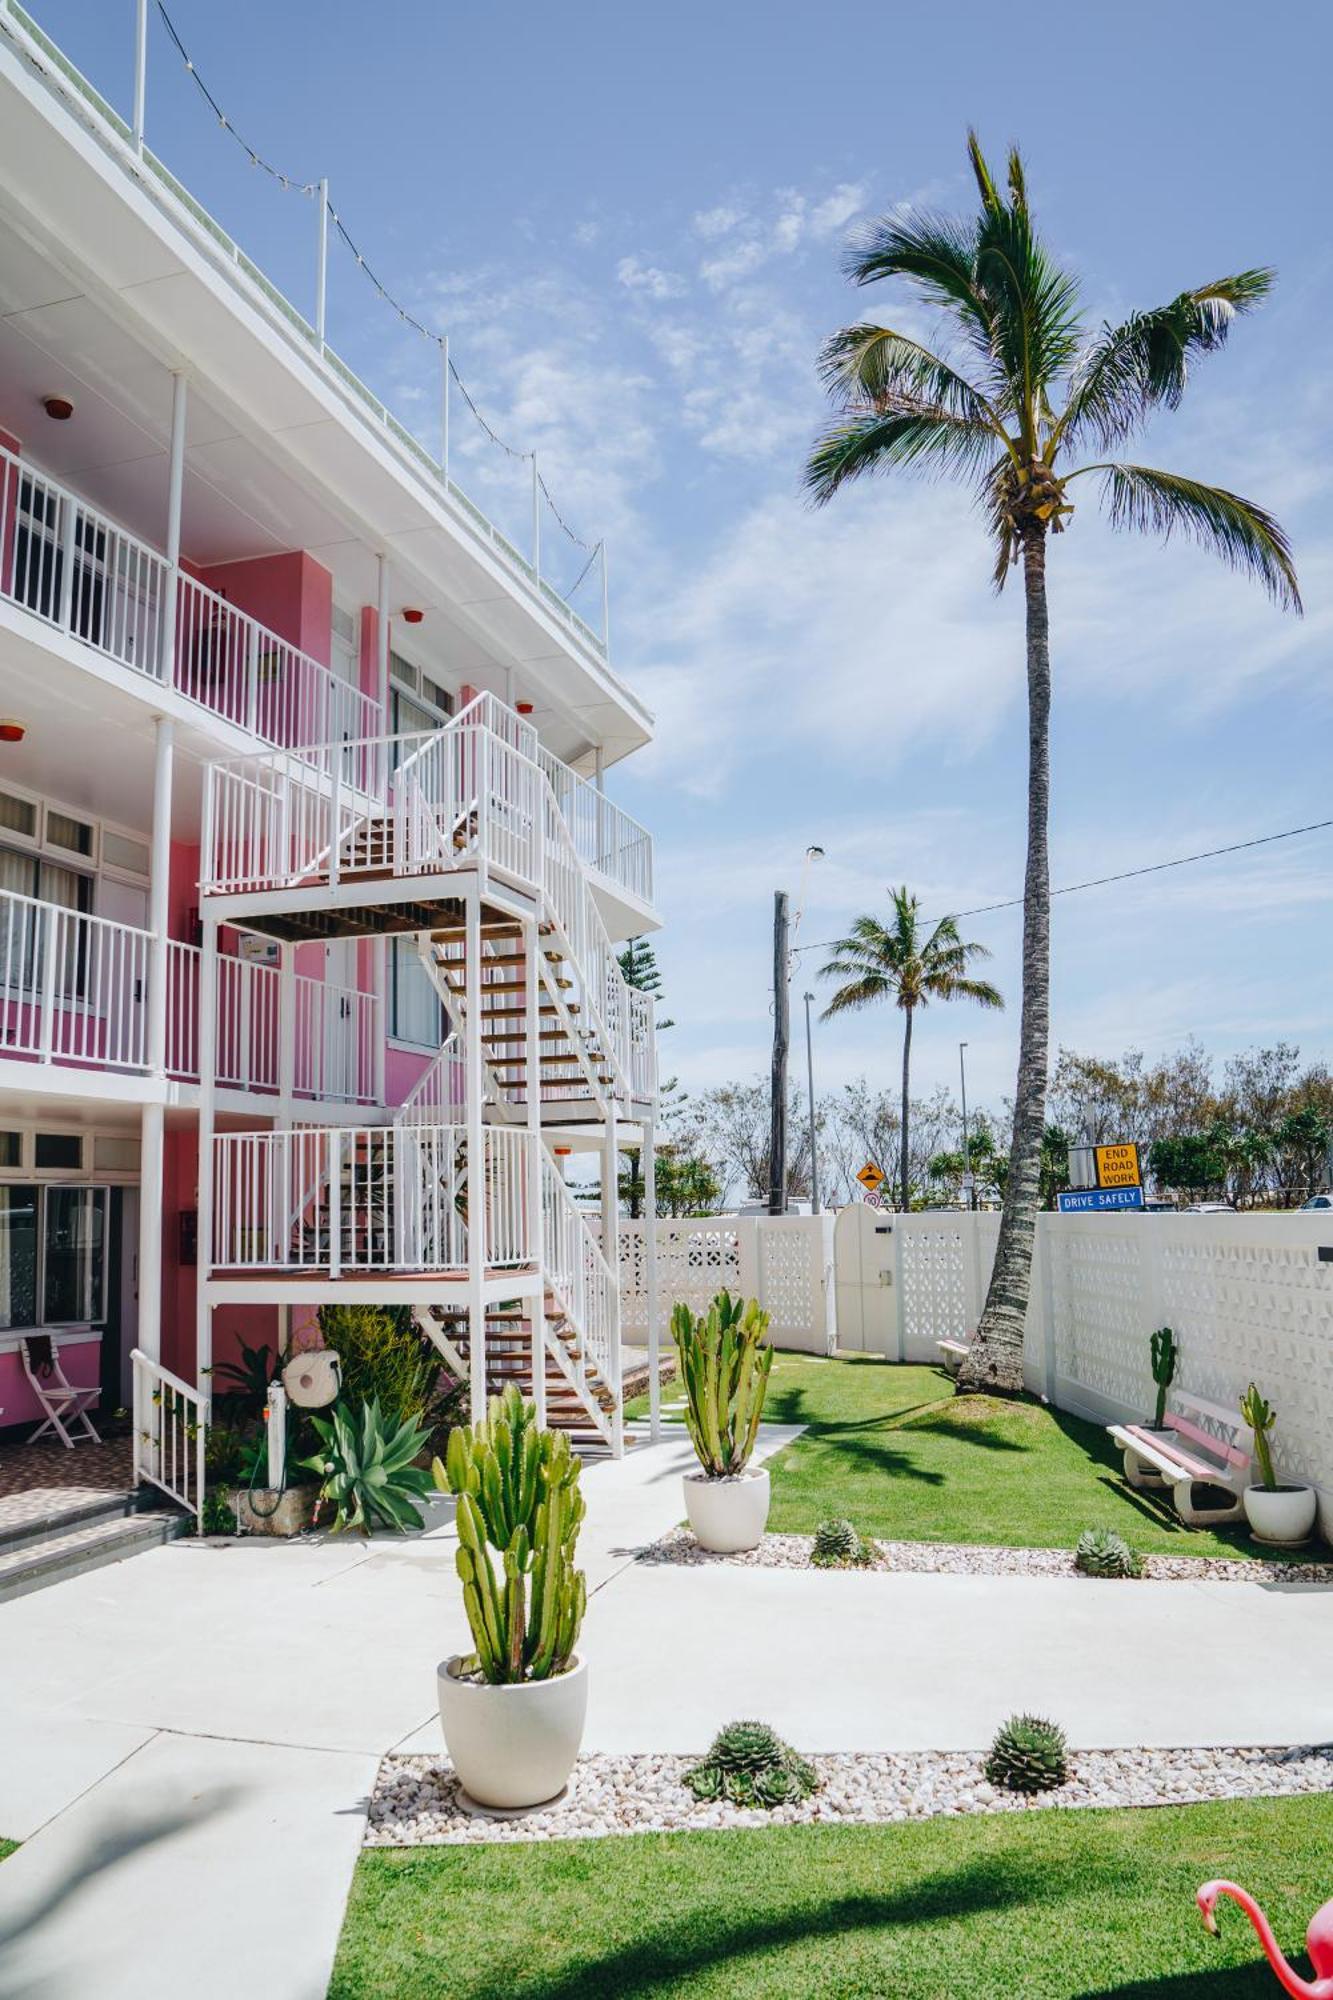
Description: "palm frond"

(974, 199), (1083, 429)
(817, 324), (1003, 435)
(805, 404), (998, 505)
(967, 130), (1005, 216)
(842, 211), (996, 363)
(1079, 462), (1302, 612)
(1056, 272), (1276, 452)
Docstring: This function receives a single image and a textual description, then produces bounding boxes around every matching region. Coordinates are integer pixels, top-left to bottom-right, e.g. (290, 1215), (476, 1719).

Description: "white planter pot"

(1242, 1483), (1318, 1546)
(683, 1467), (771, 1553)
(436, 1653), (588, 1810)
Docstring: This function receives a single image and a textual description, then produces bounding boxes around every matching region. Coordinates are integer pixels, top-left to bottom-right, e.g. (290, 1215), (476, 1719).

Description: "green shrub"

(211, 1336), (280, 1426)
(317, 1304), (445, 1432)
(300, 1398), (434, 1534)
(984, 1714), (1069, 1794)
(1074, 1526), (1142, 1578)
(683, 1720), (818, 1809)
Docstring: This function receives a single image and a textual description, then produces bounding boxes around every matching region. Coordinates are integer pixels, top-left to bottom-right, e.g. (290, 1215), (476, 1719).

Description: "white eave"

(0, 15), (653, 766)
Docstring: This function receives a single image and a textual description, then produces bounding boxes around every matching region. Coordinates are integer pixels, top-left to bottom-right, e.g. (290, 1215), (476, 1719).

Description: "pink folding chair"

(21, 1335), (101, 1447)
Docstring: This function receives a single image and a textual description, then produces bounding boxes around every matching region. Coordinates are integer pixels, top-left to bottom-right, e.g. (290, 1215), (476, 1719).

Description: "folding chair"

(21, 1334), (101, 1447)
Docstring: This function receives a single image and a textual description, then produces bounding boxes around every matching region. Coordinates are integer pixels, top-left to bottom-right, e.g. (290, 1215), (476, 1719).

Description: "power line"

(156, 3), (315, 193)
(792, 814), (1333, 955)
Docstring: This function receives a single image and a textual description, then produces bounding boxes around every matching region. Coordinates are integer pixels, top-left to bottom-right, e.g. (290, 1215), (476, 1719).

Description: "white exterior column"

(642, 1117), (660, 1442)
(159, 370), (188, 686)
(376, 554), (391, 729)
(524, 912), (546, 1429)
(195, 908), (218, 1399)
(601, 1113), (622, 1456)
(464, 883), (486, 1425)
(136, 712), (175, 1368)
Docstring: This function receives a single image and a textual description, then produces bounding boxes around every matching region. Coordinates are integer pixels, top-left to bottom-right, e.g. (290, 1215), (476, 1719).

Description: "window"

(0, 1132), (21, 1168)
(0, 848), (92, 998)
(101, 831), (150, 880)
(35, 1133), (84, 1172)
(0, 792), (37, 842)
(46, 811), (94, 859)
(0, 1184), (105, 1328)
(390, 935), (445, 1048)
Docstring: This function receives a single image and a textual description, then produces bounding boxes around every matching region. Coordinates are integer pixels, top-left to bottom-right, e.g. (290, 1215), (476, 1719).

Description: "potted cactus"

(673, 1290), (775, 1553)
(1239, 1382), (1318, 1546)
(431, 1386), (588, 1809)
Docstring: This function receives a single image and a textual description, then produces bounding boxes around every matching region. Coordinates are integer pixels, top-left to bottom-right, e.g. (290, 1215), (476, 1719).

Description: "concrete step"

(0, 1506), (189, 1602)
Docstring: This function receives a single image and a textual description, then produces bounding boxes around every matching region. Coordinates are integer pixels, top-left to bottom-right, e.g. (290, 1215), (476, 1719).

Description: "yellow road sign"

(856, 1161), (886, 1192)
(1094, 1143), (1141, 1189)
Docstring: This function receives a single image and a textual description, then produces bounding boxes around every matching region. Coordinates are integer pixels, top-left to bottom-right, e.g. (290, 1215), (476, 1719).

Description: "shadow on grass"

(1076, 1962), (1303, 1999)
(892, 1406), (1033, 1454)
(459, 1852), (1068, 2000)
(782, 1432), (947, 1487)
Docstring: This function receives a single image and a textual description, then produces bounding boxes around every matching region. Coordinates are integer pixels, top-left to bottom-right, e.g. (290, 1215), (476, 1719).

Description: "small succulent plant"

(1074, 1526), (1143, 1579)
(812, 1517), (873, 1567)
(984, 1714), (1070, 1794)
(683, 1719), (818, 1809)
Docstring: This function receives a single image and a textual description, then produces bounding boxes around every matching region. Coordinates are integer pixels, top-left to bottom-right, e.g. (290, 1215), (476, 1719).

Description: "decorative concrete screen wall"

(861, 1206), (1333, 1531)
(618, 1214), (836, 1355)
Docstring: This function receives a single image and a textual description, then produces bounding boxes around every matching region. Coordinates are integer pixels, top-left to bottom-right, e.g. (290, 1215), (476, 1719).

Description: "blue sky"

(39, 0), (1333, 1118)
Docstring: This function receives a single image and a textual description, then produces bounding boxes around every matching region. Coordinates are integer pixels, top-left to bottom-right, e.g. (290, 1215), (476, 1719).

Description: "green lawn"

(331, 1792), (1332, 1998)
(631, 1353), (1312, 1561)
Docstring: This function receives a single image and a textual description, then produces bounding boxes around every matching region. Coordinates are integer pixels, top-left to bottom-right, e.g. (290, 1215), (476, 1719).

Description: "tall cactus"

(672, 1290), (774, 1477)
(433, 1385), (586, 1683)
(1239, 1381), (1278, 1492)
(1149, 1325), (1178, 1429)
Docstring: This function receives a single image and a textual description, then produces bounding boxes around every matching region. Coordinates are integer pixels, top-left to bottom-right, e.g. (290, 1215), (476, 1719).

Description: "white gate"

(833, 1200), (899, 1356)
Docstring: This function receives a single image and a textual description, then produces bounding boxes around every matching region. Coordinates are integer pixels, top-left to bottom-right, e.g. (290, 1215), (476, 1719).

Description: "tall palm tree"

(805, 135), (1300, 1391)
(821, 888), (1003, 1213)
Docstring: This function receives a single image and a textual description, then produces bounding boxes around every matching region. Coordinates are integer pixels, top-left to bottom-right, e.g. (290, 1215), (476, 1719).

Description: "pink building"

(0, 3), (661, 1525)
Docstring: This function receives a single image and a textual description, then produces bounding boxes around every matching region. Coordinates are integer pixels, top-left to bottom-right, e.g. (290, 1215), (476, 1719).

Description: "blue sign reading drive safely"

(1058, 1186), (1145, 1214)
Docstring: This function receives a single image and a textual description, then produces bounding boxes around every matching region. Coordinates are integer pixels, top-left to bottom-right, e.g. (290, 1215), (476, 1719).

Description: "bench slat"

(1162, 1413), (1249, 1470)
(1116, 1425), (1233, 1484)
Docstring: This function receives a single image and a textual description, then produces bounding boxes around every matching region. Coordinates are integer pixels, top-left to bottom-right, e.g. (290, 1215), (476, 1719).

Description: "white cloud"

(693, 202), (748, 240)
(616, 255), (687, 300)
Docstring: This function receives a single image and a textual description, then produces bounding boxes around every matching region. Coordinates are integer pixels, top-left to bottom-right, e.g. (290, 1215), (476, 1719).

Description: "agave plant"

(299, 1397), (434, 1534)
(672, 1291), (774, 1478)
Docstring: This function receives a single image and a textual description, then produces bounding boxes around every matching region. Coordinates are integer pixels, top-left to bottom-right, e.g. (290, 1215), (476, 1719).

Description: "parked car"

(1182, 1202), (1235, 1214)
(1300, 1192), (1333, 1211)
(1141, 1198), (1177, 1214)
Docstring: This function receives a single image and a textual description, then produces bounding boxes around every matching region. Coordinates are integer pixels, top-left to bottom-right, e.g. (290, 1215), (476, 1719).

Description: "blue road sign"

(1057, 1186), (1145, 1214)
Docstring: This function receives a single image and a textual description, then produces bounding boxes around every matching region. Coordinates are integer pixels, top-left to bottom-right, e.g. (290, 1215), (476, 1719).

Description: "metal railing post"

(315, 178), (329, 351)
(132, 0), (148, 155)
(160, 371), (187, 687)
(328, 1130), (342, 1279)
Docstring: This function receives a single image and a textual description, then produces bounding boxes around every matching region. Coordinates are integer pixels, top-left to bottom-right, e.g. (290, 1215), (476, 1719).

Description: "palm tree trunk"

(962, 528), (1051, 1395)
(899, 1004), (914, 1214)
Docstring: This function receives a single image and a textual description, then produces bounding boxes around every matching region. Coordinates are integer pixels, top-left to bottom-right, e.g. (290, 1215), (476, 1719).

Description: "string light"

(154, 1), (600, 567)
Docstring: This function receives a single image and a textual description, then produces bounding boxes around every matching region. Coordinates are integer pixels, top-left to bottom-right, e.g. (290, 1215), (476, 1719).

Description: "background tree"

(821, 888), (1002, 1213)
(617, 936), (675, 1219)
(807, 133), (1299, 1392)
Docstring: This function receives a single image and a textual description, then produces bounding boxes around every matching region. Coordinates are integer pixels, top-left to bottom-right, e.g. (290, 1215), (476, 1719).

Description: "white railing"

(0, 439), (378, 756)
(211, 1123), (534, 1275)
(167, 944), (379, 1103)
(0, 886), (151, 1071)
(543, 1149), (620, 1397)
(537, 745), (654, 906)
(396, 1038), (466, 1125)
(131, 1348), (206, 1528)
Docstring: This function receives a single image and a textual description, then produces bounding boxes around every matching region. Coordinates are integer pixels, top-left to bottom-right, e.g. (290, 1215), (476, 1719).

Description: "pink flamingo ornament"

(1197, 1881), (1333, 1998)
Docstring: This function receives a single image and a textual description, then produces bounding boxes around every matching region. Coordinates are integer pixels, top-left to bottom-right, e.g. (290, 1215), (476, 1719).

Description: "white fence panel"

(617, 1214), (835, 1353)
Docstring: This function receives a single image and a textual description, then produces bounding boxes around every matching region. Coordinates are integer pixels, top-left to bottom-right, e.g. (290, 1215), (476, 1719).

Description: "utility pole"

(804, 992), (819, 1214)
(768, 890), (789, 1216)
(959, 1041), (973, 1212)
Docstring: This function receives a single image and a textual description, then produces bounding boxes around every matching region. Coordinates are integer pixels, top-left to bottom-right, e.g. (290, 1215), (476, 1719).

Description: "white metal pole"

(594, 744), (606, 873)
(196, 908), (218, 1398)
(440, 335), (450, 487)
(643, 1117), (660, 1442)
(146, 716), (174, 1077)
(804, 991), (820, 1213)
(464, 883), (486, 1426)
(531, 454), (540, 582)
(160, 370), (187, 684)
(376, 554), (390, 727)
(524, 913), (546, 1430)
(601, 1114), (622, 1456)
(138, 1103), (164, 1365)
(315, 178), (329, 350)
(959, 1040), (973, 1211)
(132, 0), (148, 156)
(600, 542), (610, 654)
(278, 942), (296, 1116)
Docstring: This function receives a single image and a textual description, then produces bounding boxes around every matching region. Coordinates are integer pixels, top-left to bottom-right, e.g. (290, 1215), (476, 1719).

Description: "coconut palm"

(821, 888), (1003, 1213)
(805, 135), (1300, 1391)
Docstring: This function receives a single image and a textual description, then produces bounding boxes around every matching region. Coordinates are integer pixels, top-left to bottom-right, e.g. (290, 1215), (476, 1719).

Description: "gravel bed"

(367, 1742), (1333, 1847)
(636, 1525), (1333, 1584)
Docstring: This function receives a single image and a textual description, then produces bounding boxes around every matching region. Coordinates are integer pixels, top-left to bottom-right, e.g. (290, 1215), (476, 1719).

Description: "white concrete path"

(2, 1423), (1331, 1999)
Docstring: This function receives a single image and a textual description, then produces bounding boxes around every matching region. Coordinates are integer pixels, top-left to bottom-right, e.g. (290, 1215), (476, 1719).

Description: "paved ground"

(2, 1423), (1332, 1999)
(0, 1434), (134, 1531)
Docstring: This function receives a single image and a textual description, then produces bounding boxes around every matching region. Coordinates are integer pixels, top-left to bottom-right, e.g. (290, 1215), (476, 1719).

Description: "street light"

(803, 992), (820, 1213)
(959, 1041), (973, 1212)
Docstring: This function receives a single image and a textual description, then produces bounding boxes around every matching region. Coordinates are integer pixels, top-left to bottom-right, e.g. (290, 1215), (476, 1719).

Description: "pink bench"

(1108, 1392), (1250, 1526)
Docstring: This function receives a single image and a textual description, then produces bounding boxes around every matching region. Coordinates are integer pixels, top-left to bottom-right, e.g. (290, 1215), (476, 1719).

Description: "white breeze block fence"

(620, 1206), (1333, 1534)
(617, 1214), (836, 1356)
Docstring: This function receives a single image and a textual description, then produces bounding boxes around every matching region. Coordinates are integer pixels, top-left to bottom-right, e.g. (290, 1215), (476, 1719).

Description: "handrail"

(131, 1347), (206, 1530)
(0, 883), (152, 1072)
(166, 942), (380, 1102)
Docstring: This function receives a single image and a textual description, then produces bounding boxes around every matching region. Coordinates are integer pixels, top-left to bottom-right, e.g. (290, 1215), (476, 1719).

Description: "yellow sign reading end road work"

(1095, 1143), (1141, 1189)
(856, 1161), (886, 1192)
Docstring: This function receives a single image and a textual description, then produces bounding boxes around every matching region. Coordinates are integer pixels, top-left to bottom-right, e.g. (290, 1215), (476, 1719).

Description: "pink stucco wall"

(197, 551), (333, 667)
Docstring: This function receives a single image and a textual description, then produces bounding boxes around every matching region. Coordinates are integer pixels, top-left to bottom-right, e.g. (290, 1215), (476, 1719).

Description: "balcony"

(0, 884), (379, 1103)
(0, 441), (379, 754)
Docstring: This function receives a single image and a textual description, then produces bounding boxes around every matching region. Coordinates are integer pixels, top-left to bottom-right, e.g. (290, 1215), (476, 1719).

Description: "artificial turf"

(330, 1791), (1333, 1998)
(632, 1352), (1314, 1562)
